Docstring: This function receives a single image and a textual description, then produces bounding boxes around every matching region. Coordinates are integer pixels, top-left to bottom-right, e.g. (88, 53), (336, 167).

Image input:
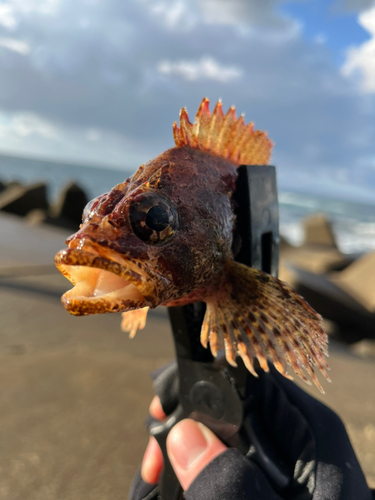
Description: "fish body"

(55, 98), (330, 391)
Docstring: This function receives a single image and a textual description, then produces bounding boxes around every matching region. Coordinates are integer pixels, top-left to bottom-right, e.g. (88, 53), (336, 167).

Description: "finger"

(141, 436), (164, 484)
(141, 396), (167, 485)
(149, 396), (167, 421)
(167, 419), (227, 491)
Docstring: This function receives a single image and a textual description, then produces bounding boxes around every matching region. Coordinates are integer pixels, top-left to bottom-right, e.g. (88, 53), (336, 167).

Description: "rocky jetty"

(0, 182), (48, 217)
(0, 179), (88, 230)
(280, 213), (375, 342)
(1, 178), (373, 343)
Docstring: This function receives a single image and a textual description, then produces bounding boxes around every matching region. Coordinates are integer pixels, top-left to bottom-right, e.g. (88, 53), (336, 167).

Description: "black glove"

(129, 362), (374, 500)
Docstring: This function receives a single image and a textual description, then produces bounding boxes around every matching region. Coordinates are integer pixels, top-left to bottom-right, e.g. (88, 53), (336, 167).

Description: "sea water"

(279, 192), (375, 254)
(0, 153), (374, 255)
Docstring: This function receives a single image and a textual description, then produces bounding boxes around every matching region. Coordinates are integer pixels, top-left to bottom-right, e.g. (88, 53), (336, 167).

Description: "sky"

(0, 0), (375, 202)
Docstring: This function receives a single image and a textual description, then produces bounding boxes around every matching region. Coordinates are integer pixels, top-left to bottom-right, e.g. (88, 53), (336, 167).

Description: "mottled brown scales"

(55, 98), (329, 392)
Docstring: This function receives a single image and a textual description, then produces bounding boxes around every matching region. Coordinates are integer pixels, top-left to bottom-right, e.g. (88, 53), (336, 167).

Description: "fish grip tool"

(150, 165), (287, 500)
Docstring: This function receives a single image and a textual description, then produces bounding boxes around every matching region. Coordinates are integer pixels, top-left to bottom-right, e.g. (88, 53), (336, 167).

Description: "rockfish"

(55, 98), (329, 392)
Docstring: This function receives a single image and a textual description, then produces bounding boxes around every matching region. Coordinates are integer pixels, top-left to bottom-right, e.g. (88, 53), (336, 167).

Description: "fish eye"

(145, 205), (170, 231)
(129, 193), (178, 245)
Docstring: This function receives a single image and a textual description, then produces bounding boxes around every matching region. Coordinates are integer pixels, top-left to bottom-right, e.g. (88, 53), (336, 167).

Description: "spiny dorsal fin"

(173, 98), (273, 166)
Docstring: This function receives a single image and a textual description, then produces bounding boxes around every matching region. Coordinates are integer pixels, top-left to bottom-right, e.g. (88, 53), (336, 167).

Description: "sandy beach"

(0, 212), (374, 499)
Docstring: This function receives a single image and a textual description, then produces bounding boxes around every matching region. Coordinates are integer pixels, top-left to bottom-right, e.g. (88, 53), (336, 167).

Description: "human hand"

(129, 363), (373, 500)
(134, 397), (283, 500)
(142, 399), (227, 491)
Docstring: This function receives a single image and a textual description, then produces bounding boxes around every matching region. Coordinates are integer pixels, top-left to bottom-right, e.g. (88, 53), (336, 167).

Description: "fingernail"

(167, 420), (209, 470)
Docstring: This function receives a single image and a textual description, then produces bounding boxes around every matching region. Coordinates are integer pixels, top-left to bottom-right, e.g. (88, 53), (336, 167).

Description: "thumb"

(166, 419), (227, 491)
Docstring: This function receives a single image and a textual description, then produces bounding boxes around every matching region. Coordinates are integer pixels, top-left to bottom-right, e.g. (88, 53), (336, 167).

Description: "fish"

(55, 98), (330, 392)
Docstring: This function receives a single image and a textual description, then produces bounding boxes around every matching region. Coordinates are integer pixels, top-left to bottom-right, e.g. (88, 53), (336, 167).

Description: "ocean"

(279, 192), (375, 254)
(0, 153), (374, 255)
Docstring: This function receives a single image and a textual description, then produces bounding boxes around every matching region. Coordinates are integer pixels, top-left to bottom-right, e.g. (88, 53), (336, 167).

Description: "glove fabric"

(130, 362), (374, 500)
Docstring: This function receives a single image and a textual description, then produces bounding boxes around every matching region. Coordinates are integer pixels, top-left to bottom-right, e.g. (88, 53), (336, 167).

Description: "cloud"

(201, 0), (273, 25)
(147, 0), (294, 30)
(335, 0), (375, 12)
(157, 57), (243, 82)
(2, 113), (59, 138)
(342, 6), (375, 92)
(0, 0), (373, 202)
(149, 1), (195, 30)
(0, 0), (62, 22)
(0, 4), (16, 29)
(0, 110), (151, 168)
(313, 33), (327, 45)
(199, 0), (292, 28)
(0, 37), (30, 54)
(85, 128), (100, 142)
(0, 0), (300, 142)
(0, 0), (62, 32)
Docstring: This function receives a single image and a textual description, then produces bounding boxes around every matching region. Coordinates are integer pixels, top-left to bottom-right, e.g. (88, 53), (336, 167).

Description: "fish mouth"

(55, 246), (159, 316)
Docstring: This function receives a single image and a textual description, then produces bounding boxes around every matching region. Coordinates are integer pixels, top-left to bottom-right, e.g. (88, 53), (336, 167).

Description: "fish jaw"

(54, 247), (162, 316)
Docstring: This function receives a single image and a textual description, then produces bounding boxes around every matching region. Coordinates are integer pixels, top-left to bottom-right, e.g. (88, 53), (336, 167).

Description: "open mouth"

(55, 247), (156, 316)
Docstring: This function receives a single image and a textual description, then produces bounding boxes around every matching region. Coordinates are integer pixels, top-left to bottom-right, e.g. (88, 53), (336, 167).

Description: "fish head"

(55, 146), (238, 316)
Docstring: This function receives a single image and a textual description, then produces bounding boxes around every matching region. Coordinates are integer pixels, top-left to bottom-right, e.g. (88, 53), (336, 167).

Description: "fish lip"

(54, 248), (159, 316)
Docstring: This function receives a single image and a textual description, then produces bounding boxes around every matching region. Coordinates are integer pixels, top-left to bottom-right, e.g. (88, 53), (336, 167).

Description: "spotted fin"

(201, 260), (330, 393)
(121, 307), (149, 338)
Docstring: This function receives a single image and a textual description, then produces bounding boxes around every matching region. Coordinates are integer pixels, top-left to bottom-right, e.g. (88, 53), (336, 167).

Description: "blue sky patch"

(279, 0), (371, 65)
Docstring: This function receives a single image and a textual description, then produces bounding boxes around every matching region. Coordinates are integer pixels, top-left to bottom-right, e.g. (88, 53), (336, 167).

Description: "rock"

(281, 246), (349, 274)
(0, 181), (21, 192)
(302, 213), (338, 248)
(279, 235), (293, 252)
(330, 252), (375, 313)
(50, 182), (88, 227)
(278, 261), (297, 287)
(350, 339), (375, 360)
(0, 183), (48, 216)
(25, 182), (88, 231)
(26, 209), (48, 226)
(5, 181), (21, 189)
(280, 214), (347, 275)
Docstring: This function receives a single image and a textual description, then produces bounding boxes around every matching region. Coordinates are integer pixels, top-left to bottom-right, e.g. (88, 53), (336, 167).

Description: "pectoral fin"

(201, 260), (330, 392)
(121, 307), (149, 338)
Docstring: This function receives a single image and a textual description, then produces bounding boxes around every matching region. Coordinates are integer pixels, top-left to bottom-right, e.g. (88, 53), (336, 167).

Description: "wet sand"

(0, 213), (374, 499)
